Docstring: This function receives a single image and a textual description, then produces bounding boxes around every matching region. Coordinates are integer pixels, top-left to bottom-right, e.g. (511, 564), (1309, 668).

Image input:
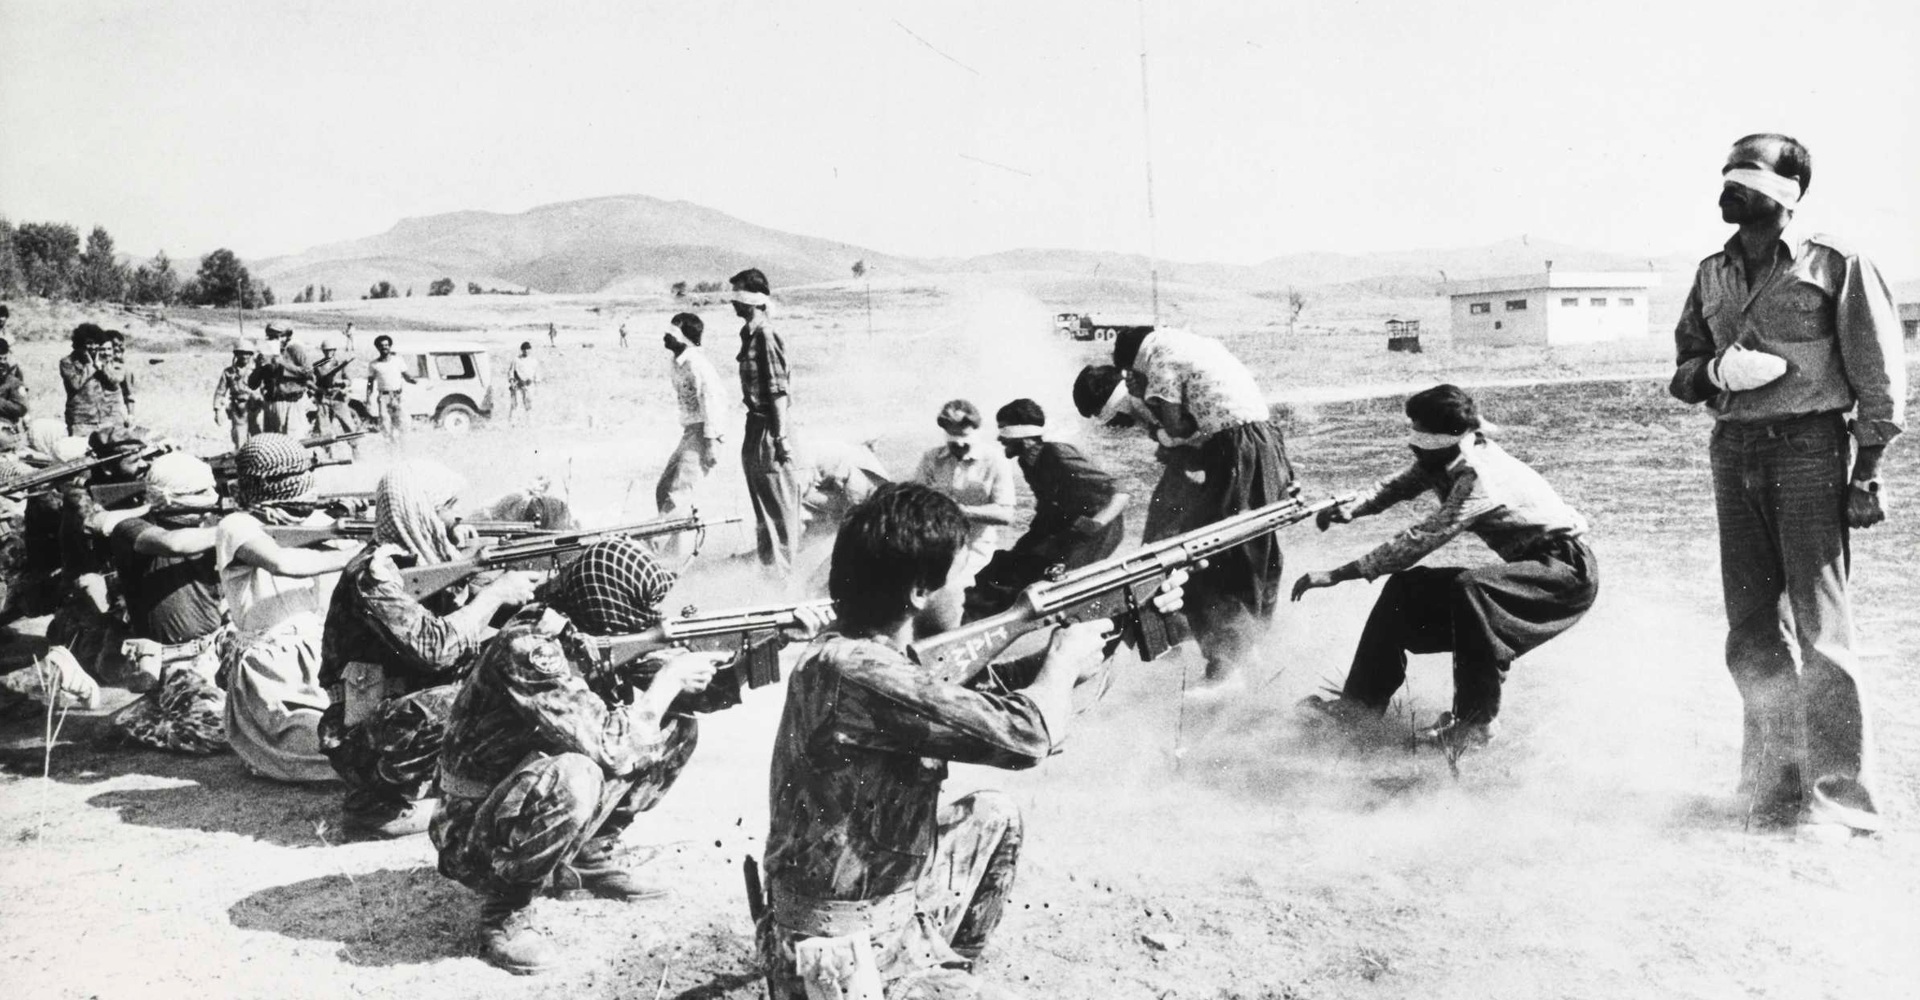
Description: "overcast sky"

(3, 0), (1916, 277)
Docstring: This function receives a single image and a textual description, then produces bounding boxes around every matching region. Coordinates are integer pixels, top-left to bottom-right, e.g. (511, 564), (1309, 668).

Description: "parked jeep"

(382, 340), (495, 432)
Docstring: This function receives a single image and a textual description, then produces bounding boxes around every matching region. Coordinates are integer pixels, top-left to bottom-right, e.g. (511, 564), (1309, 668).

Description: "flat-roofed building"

(1449, 268), (1661, 347)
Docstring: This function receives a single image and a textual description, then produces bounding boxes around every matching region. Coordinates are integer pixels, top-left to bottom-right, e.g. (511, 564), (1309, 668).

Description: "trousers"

(1341, 535), (1597, 723)
(1709, 412), (1874, 818)
(743, 414), (799, 573)
(317, 683), (460, 820)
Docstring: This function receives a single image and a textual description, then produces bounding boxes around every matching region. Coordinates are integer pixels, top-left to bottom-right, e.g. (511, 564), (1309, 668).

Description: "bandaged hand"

(1709, 345), (1788, 392)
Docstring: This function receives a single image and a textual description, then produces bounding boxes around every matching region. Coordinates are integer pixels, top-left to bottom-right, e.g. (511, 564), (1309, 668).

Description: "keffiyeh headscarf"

(548, 538), (677, 636)
(144, 453), (219, 509)
(234, 433), (313, 507)
(373, 461), (465, 565)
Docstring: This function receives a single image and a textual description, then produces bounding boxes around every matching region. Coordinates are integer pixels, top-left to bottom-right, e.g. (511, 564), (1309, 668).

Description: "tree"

(851, 259), (866, 279)
(320, 286), (333, 303)
(670, 280), (688, 298)
(261, 286), (276, 307)
(1286, 288), (1308, 335)
(366, 280), (398, 300)
(13, 221), (81, 299)
(429, 277), (454, 296)
(0, 219), (28, 298)
(128, 250), (181, 305)
(467, 281), (482, 295)
(75, 226), (127, 302)
(188, 248), (255, 308)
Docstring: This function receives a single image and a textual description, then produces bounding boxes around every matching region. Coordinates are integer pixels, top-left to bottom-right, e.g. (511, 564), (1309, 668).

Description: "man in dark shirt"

(250, 322), (313, 434)
(731, 268), (799, 574)
(0, 337), (28, 435)
(320, 462), (537, 838)
(59, 323), (129, 438)
(964, 399), (1130, 620)
(759, 483), (1179, 1000)
(1669, 133), (1904, 834)
(432, 539), (729, 974)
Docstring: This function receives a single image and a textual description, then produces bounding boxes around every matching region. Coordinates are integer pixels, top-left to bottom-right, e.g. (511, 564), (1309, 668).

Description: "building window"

(1590, 297), (1608, 307)
(1560, 297), (1579, 307)
(1494, 321), (1503, 330)
(1619, 297), (1635, 306)
(1505, 299), (1527, 311)
(1469, 302), (1491, 315)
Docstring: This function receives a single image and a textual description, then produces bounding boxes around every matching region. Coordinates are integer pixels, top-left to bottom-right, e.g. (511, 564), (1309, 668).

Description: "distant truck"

(1074, 313), (1156, 342)
(1054, 312), (1083, 335)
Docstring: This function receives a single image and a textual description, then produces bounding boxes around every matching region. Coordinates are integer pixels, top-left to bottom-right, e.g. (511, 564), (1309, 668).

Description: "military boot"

(478, 887), (556, 975)
(548, 840), (668, 903)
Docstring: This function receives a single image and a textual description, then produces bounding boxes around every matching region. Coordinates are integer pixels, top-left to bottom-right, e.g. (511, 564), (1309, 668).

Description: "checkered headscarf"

(548, 538), (677, 636)
(234, 433), (312, 507)
(373, 461), (464, 565)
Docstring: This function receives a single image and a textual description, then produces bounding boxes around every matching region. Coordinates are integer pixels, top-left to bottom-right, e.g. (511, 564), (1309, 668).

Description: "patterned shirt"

(59, 352), (128, 428)
(914, 444), (1016, 570)
(763, 633), (1053, 902)
(1134, 329), (1269, 441)
(319, 544), (485, 694)
(1021, 441), (1119, 538)
(736, 324), (790, 416)
(437, 604), (678, 791)
(1670, 231), (1905, 446)
(671, 346), (722, 428)
(1340, 436), (1588, 581)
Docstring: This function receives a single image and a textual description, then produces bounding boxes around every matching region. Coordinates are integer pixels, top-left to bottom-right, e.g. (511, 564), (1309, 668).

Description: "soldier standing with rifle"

(431, 538), (731, 974)
(320, 461), (539, 838)
(759, 483), (1184, 1000)
(250, 321), (313, 434)
(213, 340), (261, 448)
(309, 335), (362, 452)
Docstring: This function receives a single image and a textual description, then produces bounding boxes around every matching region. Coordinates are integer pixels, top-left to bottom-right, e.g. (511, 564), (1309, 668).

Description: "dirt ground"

(2, 281), (1917, 1000)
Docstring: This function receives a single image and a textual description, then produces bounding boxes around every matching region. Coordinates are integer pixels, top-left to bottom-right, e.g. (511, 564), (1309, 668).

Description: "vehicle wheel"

(435, 403), (479, 433)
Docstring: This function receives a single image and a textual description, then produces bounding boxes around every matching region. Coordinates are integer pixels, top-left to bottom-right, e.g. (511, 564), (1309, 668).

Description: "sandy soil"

(2, 280), (1915, 1000)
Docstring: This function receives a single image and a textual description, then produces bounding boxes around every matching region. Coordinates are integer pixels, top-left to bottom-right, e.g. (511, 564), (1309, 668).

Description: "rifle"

(582, 598), (835, 712)
(204, 430), (370, 485)
(92, 454), (358, 507)
(138, 491), (378, 519)
(0, 443), (168, 499)
(398, 511), (741, 601)
(908, 493), (1355, 685)
(262, 518), (553, 547)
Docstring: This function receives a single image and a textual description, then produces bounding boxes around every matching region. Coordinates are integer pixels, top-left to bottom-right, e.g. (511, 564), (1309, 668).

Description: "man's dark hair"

(996, 398), (1045, 428)
(373, 334), (393, 350)
(72, 322), (105, 348)
(1735, 132), (1813, 195)
(1112, 326), (1154, 370)
(520, 341), (532, 351)
(728, 268), (771, 296)
(670, 312), (705, 345)
(936, 399), (981, 431)
(1072, 365), (1125, 417)
(103, 329), (125, 344)
(0, 304), (10, 319)
(1405, 384), (1481, 435)
(829, 483), (968, 634)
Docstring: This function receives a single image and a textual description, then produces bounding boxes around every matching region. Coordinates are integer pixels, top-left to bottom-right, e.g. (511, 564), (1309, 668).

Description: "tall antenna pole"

(1136, 0), (1161, 325)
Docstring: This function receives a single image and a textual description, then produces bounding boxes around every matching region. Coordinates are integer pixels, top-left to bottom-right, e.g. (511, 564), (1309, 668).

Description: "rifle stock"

(908, 493), (1354, 685)
(2, 444), (166, 498)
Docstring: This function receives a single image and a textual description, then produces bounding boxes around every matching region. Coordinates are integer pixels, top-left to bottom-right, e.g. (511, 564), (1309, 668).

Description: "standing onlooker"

(310, 335), (361, 451)
(213, 341), (260, 448)
(913, 399), (1016, 621)
(506, 342), (540, 426)
(250, 322), (313, 435)
(618, 322), (629, 348)
(0, 333), (28, 436)
(546, 322), (557, 348)
(104, 330), (137, 425)
(340, 322), (356, 355)
(60, 324), (129, 439)
(731, 268), (799, 574)
(364, 335), (415, 440)
(1669, 132), (1905, 834)
(655, 313), (723, 556)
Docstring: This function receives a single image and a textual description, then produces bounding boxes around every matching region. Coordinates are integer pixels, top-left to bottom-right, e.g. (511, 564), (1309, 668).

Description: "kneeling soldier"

(319, 461), (538, 837)
(758, 483), (1179, 999)
(431, 538), (728, 974)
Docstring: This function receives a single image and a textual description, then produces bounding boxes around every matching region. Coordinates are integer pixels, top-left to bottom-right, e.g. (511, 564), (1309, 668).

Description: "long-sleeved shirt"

(1339, 436), (1588, 581)
(736, 324), (790, 417)
(670, 346), (722, 429)
(213, 363), (255, 416)
(1022, 440), (1119, 538)
(1670, 231), (1906, 447)
(763, 633), (1053, 903)
(249, 342), (313, 402)
(1134, 329), (1270, 441)
(319, 544), (486, 694)
(915, 444), (1016, 570)
(59, 352), (128, 429)
(437, 605), (677, 790)
(0, 365), (28, 424)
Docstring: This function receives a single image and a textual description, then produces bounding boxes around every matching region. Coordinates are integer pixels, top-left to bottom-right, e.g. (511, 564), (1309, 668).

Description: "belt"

(1716, 409), (1846, 439)
(770, 885), (916, 938)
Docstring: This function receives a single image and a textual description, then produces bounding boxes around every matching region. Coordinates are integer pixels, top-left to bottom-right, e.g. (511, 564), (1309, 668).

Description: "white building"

(1449, 268), (1660, 347)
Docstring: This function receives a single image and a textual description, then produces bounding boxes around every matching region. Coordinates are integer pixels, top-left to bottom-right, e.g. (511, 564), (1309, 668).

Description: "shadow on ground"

(229, 866), (475, 967)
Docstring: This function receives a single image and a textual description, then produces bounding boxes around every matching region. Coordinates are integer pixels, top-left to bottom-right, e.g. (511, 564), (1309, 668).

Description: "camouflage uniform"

(760, 634), (1049, 1000)
(318, 545), (488, 823)
(431, 605), (696, 897)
